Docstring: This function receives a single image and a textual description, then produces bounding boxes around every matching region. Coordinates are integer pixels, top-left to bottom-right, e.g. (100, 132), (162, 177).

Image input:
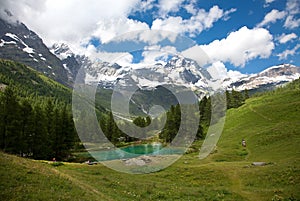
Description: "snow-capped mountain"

(0, 17), (72, 86)
(228, 64), (300, 92)
(1, 15), (299, 94)
(85, 55), (212, 94)
(83, 55), (300, 95)
(50, 43), (89, 83)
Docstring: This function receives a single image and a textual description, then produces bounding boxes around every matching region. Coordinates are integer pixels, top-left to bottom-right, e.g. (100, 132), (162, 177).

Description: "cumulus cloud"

(184, 2), (197, 15)
(84, 44), (134, 66)
(0, 0), (141, 48)
(207, 61), (246, 81)
(277, 33), (297, 44)
(277, 44), (300, 60)
(158, 0), (185, 16)
(93, 18), (149, 44)
(152, 6), (235, 37)
(257, 9), (286, 27)
(207, 61), (228, 80)
(182, 26), (274, 67)
(141, 45), (177, 65)
(134, 0), (156, 13)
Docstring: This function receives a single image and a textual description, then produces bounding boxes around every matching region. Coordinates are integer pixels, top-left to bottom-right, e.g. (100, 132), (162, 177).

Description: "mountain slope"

(0, 59), (72, 102)
(212, 78), (300, 163)
(228, 64), (300, 92)
(0, 152), (109, 201)
(0, 17), (71, 86)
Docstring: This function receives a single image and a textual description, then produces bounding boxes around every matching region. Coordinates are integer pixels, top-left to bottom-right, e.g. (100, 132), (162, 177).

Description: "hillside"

(1, 79), (299, 200)
(0, 59), (72, 102)
(0, 18), (71, 86)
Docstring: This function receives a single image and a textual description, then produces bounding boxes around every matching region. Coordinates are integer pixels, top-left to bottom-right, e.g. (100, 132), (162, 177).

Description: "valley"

(1, 78), (300, 200)
(1, 4), (300, 200)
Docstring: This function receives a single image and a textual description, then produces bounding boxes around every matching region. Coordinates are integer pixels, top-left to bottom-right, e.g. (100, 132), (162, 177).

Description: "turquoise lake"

(90, 144), (184, 161)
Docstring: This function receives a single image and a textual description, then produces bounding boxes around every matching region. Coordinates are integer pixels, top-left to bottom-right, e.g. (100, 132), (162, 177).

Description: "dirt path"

(248, 105), (272, 121)
(226, 168), (262, 201)
(51, 167), (113, 201)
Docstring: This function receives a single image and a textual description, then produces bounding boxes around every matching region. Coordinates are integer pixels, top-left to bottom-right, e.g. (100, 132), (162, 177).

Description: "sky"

(0, 0), (300, 76)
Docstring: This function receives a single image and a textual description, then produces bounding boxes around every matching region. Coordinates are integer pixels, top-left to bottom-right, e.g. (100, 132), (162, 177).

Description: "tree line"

(157, 89), (250, 143)
(0, 85), (250, 160)
(0, 86), (76, 160)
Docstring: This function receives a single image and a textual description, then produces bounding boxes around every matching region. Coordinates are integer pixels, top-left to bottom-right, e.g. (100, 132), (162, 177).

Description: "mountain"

(83, 55), (300, 94)
(50, 43), (88, 83)
(85, 55), (212, 93)
(0, 59), (72, 102)
(1, 16), (299, 95)
(228, 64), (300, 92)
(0, 17), (71, 86)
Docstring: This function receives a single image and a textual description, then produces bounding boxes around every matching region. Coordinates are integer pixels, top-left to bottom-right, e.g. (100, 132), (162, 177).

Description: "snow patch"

(0, 39), (17, 46)
(5, 33), (19, 41)
(5, 33), (36, 55)
(23, 47), (34, 54)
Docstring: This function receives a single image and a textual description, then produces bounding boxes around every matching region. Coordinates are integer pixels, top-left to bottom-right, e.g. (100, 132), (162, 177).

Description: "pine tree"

(0, 86), (21, 153)
(31, 105), (49, 159)
(19, 99), (34, 156)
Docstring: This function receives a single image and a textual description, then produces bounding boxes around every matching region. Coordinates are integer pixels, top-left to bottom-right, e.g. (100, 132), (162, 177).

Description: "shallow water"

(90, 143), (184, 161)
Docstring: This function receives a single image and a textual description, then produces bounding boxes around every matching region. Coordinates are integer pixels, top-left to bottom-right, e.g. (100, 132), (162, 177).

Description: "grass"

(1, 82), (300, 200)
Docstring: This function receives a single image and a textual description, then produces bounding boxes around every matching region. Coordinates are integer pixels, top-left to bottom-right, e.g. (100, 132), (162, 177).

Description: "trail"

(248, 105), (272, 121)
(50, 167), (113, 201)
(226, 169), (262, 201)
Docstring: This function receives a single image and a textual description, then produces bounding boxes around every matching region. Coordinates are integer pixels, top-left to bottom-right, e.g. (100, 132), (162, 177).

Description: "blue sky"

(1, 0), (299, 75)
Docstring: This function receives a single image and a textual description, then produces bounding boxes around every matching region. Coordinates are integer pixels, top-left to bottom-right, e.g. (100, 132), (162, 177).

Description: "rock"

(252, 162), (267, 166)
(124, 155), (153, 166)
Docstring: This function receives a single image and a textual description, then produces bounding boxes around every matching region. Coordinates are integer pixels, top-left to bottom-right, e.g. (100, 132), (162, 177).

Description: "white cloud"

(84, 44), (133, 66)
(265, 0), (275, 3)
(134, 0), (156, 12)
(0, 0), (141, 48)
(152, 6), (235, 37)
(264, 0), (276, 7)
(183, 26), (274, 67)
(284, 15), (300, 29)
(257, 9), (286, 27)
(184, 3), (197, 15)
(141, 45), (177, 65)
(277, 44), (300, 60)
(207, 61), (228, 80)
(284, 0), (300, 29)
(158, 0), (185, 16)
(93, 18), (149, 44)
(277, 33), (297, 44)
(207, 61), (246, 82)
(286, 0), (300, 15)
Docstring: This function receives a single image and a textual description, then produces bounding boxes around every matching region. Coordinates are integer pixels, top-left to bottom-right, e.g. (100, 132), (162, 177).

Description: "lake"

(90, 143), (184, 161)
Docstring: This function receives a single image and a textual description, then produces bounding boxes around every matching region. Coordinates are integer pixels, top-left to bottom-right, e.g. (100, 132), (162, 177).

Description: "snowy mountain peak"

(259, 63), (299, 77)
(167, 55), (193, 68)
(228, 64), (300, 91)
(50, 43), (74, 60)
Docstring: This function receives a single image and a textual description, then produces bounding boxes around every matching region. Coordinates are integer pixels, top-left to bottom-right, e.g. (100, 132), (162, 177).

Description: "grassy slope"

(1, 82), (300, 201)
(0, 59), (72, 102)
